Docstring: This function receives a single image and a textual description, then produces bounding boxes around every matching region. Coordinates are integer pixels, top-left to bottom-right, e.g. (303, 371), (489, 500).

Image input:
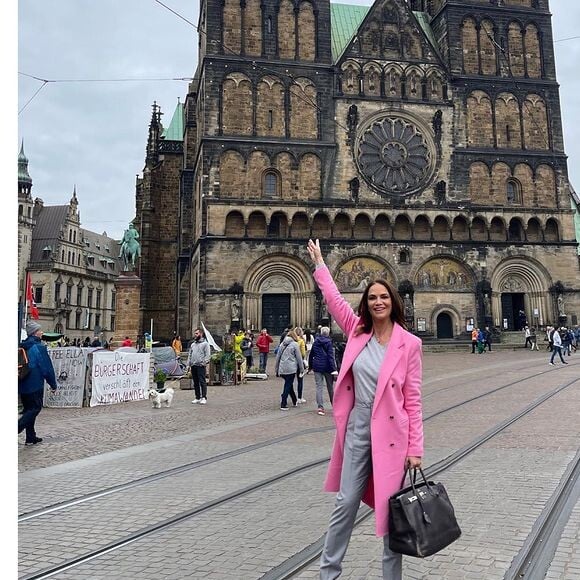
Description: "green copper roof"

(330, 3), (370, 62)
(413, 11), (442, 60)
(161, 101), (184, 141)
(18, 141), (32, 185)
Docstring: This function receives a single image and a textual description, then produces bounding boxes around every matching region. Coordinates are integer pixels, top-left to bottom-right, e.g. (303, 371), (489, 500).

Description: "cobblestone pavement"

(17, 350), (580, 579)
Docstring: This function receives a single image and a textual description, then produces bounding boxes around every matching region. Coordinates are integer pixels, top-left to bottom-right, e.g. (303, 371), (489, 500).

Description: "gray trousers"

(320, 403), (402, 579)
(314, 371), (334, 408)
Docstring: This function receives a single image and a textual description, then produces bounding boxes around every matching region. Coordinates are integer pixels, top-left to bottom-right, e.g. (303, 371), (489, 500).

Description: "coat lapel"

(372, 323), (405, 412)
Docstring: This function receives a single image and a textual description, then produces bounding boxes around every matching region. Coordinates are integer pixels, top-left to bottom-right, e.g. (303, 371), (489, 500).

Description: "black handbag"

(388, 468), (461, 557)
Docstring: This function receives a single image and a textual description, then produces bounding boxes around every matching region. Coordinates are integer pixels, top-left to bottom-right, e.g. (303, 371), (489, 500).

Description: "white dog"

(148, 387), (174, 408)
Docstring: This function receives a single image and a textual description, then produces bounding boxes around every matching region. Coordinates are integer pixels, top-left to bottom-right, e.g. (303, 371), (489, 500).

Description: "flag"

(201, 321), (222, 351)
(26, 273), (39, 319)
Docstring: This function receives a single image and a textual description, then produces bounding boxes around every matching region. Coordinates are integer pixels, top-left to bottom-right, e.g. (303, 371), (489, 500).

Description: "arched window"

(263, 170), (279, 197)
(399, 250), (409, 264)
(507, 179), (522, 204)
(266, 16), (272, 34)
(19, 205), (23, 216)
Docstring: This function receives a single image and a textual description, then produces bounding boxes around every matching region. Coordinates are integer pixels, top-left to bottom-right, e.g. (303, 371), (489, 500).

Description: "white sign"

(44, 347), (88, 408)
(90, 351), (150, 407)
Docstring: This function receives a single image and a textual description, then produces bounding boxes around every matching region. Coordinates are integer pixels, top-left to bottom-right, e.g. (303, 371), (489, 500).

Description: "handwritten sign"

(90, 351), (150, 407)
(44, 347), (88, 408)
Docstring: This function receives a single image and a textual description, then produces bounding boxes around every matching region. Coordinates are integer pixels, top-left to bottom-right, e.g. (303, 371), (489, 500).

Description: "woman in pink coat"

(307, 239), (424, 580)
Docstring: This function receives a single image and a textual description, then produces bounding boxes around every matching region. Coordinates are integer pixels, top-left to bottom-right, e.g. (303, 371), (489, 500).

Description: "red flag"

(26, 273), (39, 319)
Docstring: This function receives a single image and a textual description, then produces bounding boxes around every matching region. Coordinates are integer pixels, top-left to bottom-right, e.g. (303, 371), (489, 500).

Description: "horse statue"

(119, 223), (141, 272)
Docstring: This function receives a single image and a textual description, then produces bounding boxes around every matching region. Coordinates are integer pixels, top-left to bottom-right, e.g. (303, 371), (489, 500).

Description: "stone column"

(113, 273), (142, 347)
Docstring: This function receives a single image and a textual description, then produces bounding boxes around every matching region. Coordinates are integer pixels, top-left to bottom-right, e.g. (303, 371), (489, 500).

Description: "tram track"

(505, 449), (580, 580)
(261, 376), (580, 580)
(19, 361), (575, 522)
(19, 375), (579, 580)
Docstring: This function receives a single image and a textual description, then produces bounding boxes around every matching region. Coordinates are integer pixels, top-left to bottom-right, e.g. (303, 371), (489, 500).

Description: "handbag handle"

(407, 467), (433, 525)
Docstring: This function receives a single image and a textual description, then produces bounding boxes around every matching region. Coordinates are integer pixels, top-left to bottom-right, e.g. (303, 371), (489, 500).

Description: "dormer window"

(42, 246), (52, 260)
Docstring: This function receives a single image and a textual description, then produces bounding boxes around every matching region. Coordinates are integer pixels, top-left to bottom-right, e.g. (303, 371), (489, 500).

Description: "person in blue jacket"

(308, 326), (337, 416)
(18, 320), (57, 445)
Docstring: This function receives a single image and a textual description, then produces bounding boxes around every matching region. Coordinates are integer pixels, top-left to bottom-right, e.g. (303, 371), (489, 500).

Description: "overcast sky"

(17, 1), (580, 240)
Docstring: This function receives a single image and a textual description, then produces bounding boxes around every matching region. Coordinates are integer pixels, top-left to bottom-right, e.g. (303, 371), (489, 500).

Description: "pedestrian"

(241, 331), (254, 370)
(477, 327), (485, 353)
(524, 326), (532, 349)
(83, 336), (91, 347)
(549, 326), (568, 365)
(483, 326), (492, 352)
(172, 335), (182, 355)
(275, 330), (304, 411)
(294, 327), (308, 404)
(256, 328), (273, 374)
(307, 239), (423, 580)
(561, 327), (572, 357)
(233, 329), (245, 356)
(471, 327), (478, 354)
(121, 336), (133, 347)
(18, 321), (58, 446)
(308, 326), (337, 416)
(304, 328), (315, 354)
(529, 327), (539, 351)
(188, 327), (211, 404)
(546, 325), (554, 351)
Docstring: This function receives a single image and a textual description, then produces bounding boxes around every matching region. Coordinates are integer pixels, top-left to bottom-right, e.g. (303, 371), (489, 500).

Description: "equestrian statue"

(119, 222), (141, 272)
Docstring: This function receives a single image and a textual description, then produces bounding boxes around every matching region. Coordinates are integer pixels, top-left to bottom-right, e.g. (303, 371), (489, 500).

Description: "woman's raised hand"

(307, 239), (325, 266)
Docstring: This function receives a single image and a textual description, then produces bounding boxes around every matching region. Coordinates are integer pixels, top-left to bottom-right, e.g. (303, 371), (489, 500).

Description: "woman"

(241, 331), (254, 369)
(307, 239), (423, 580)
(294, 327), (308, 403)
(275, 330), (304, 411)
(172, 335), (182, 355)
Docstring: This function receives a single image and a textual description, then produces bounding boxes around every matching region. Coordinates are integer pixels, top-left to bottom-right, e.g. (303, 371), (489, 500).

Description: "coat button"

(389, 416), (394, 419)
(346, 386), (351, 391)
(390, 443), (395, 447)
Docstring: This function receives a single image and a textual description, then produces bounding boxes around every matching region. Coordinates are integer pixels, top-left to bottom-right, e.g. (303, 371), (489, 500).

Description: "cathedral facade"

(135, 0), (579, 341)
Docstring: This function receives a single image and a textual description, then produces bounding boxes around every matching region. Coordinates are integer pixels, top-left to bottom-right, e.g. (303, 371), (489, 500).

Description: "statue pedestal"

(113, 273), (142, 347)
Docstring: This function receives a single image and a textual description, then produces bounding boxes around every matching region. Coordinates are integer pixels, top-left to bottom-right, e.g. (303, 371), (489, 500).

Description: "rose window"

(356, 115), (435, 197)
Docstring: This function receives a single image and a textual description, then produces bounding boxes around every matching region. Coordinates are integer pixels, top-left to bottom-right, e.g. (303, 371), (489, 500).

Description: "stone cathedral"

(135, 0), (579, 342)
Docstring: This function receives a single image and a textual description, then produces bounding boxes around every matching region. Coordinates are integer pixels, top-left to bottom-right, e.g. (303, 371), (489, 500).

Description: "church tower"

(424, 0), (577, 329)
(18, 142), (35, 300)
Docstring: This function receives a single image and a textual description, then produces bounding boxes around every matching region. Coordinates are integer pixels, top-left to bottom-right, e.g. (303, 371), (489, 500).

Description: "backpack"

(18, 347), (30, 381)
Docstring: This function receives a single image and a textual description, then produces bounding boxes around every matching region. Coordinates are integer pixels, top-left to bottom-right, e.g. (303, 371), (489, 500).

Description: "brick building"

(18, 148), (122, 343)
(135, 0), (579, 342)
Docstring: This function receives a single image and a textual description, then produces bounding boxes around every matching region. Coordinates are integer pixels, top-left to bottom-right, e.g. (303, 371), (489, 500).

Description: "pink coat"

(314, 265), (424, 537)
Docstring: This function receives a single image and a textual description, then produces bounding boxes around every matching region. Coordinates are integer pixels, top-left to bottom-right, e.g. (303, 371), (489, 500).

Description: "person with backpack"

(308, 326), (337, 416)
(240, 331), (254, 370)
(18, 321), (58, 446)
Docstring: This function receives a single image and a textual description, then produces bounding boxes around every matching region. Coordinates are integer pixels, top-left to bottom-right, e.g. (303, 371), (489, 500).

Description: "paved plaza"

(17, 349), (580, 579)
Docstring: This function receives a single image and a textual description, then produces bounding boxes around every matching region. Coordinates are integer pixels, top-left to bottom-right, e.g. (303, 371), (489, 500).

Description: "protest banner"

(44, 347), (88, 408)
(90, 350), (150, 407)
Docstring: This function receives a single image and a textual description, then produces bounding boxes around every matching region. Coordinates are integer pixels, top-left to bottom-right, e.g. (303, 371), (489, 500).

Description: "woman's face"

(367, 283), (392, 323)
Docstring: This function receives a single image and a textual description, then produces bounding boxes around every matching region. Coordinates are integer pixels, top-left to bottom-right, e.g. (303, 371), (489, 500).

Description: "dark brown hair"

(355, 278), (407, 334)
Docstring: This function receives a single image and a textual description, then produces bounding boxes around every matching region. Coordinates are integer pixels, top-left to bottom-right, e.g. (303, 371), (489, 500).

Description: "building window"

(507, 179), (522, 204)
(263, 170), (279, 197)
(24, 235), (28, 243)
(67, 311), (73, 329)
(111, 291), (116, 309)
(399, 250), (409, 264)
(75, 311), (82, 329)
(73, 231), (76, 243)
(87, 313), (92, 329)
(28, 207), (32, 217)
(62, 250), (65, 262)
(96, 290), (102, 309)
(110, 315), (116, 331)
(19, 205), (23, 216)
(266, 16), (272, 34)
(66, 284), (72, 304)
(76, 286), (83, 305)
(87, 288), (94, 308)
(54, 282), (61, 302)
(34, 286), (43, 304)
(268, 109), (273, 129)
(95, 314), (101, 329)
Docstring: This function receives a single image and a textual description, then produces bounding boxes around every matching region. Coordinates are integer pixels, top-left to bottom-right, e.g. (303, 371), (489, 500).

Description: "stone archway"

(243, 254), (315, 333)
(430, 304), (462, 337)
(490, 258), (552, 328)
